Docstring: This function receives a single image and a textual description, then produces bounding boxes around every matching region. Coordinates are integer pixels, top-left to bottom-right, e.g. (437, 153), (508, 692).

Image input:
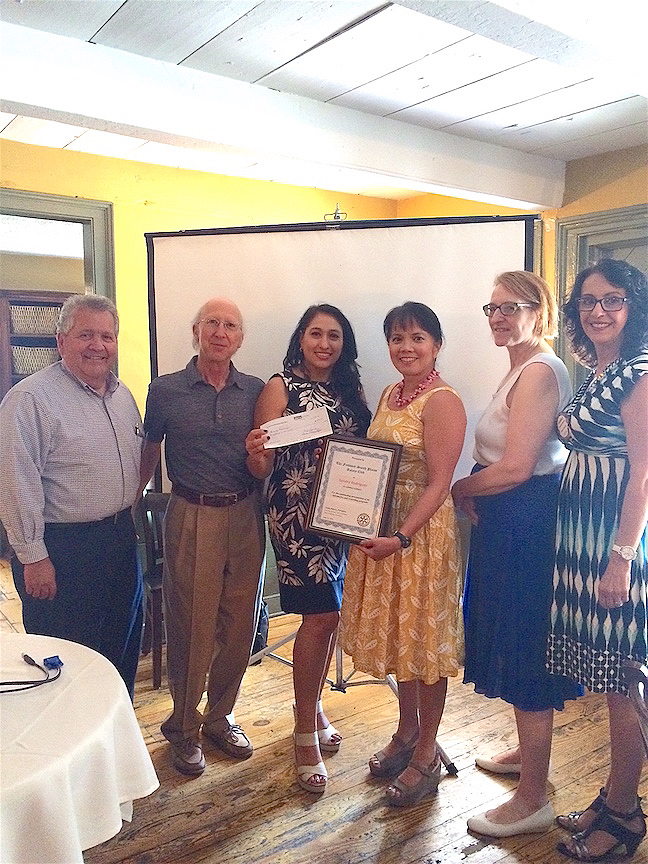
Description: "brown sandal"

(368, 731), (418, 777)
(385, 751), (442, 807)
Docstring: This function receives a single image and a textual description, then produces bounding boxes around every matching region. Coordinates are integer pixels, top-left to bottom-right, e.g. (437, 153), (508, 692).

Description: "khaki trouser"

(160, 491), (264, 745)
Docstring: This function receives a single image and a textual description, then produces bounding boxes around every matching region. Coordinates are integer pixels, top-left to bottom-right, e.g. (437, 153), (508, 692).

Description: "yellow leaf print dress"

(340, 385), (462, 685)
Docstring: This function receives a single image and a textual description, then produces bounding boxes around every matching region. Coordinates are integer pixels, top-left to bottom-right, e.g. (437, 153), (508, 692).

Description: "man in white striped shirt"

(0, 294), (143, 696)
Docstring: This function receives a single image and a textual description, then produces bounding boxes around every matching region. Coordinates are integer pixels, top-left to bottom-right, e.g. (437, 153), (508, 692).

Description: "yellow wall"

(2, 139), (646, 405)
(1, 139), (395, 407)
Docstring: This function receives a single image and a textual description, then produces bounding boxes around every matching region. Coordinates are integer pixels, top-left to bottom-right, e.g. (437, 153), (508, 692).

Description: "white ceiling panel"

(447, 79), (637, 137)
(392, 58), (589, 128)
(0, 110), (16, 132)
(0, 0), (123, 39)
(92, 0), (259, 63)
(183, 0), (384, 81)
(260, 4), (471, 101)
(331, 34), (534, 115)
(66, 128), (148, 158)
(1, 115), (86, 147)
(530, 122), (648, 161)
(505, 97), (648, 149)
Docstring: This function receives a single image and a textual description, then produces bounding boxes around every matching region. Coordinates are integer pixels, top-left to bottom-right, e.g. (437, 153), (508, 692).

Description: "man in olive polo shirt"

(140, 297), (264, 776)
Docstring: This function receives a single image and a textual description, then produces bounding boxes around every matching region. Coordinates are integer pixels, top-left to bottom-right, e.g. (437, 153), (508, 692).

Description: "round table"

(1, 633), (159, 864)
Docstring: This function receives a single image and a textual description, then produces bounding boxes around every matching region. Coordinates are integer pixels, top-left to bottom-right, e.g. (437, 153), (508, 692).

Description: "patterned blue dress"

(266, 369), (368, 615)
(547, 354), (648, 694)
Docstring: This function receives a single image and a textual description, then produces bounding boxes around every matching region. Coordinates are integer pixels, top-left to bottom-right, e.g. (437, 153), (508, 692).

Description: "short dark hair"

(285, 304), (371, 432)
(383, 301), (443, 344)
(563, 258), (648, 367)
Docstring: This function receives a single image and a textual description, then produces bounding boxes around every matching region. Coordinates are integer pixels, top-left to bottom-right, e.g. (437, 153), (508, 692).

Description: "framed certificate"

(306, 435), (402, 543)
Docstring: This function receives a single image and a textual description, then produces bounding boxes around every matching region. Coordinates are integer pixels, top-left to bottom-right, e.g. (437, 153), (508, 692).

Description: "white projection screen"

(146, 216), (537, 482)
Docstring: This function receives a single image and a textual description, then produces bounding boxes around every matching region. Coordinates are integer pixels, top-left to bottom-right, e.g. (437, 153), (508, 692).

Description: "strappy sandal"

(292, 702), (342, 753)
(385, 751), (442, 808)
(294, 731), (327, 793)
(556, 788), (608, 833)
(316, 700), (342, 752)
(368, 730), (419, 777)
(557, 803), (646, 861)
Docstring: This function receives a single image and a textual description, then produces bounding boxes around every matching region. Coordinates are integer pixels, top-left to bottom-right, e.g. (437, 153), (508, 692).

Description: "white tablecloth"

(1, 633), (159, 864)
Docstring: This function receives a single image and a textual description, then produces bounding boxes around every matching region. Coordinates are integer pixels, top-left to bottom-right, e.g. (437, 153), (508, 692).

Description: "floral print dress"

(266, 369), (366, 614)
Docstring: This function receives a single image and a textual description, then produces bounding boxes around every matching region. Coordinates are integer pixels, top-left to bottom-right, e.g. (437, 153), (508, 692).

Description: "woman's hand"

(246, 427), (269, 456)
(245, 427), (274, 478)
(451, 481), (478, 525)
(357, 535), (402, 561)
(597, 555), (632, 609)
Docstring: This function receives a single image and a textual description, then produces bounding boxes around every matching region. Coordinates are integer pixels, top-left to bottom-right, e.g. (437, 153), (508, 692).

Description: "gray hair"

(56, 294), (119, 336)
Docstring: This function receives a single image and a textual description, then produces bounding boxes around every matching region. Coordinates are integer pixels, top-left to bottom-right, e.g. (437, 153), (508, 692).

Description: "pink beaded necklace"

(393, 367), (439, 408)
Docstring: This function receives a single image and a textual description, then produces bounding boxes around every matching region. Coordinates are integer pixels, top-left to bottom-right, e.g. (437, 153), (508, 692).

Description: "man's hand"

(24, 557), (57, 599)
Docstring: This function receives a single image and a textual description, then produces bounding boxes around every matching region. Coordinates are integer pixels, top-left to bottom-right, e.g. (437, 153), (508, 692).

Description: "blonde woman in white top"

(452, 272), (582, 837)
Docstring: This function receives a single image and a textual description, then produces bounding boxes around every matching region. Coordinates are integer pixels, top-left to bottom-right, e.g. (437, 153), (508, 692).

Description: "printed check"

(261, 405), (332, 449)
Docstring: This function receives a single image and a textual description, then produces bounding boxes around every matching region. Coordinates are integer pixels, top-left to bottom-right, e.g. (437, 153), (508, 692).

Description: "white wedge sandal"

(294, 731), (327, 793)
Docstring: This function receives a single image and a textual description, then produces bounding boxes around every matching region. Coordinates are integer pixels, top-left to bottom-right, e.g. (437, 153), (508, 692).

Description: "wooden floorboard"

(1, 558), (646, 864)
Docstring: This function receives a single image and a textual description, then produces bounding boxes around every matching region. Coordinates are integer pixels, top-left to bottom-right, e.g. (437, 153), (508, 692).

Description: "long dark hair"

(285, 304), (371, 433)
(383, 301), (443, 344)
(564, 258), (648, 367)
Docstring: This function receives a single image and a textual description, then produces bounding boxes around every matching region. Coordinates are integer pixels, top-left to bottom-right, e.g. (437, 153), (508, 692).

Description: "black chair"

(138, 491), (170, 690)
(623, 660), (648, 758)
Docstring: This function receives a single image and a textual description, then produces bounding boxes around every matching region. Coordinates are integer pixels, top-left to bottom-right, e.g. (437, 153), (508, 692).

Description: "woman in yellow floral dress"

(341, 301), (465, 807)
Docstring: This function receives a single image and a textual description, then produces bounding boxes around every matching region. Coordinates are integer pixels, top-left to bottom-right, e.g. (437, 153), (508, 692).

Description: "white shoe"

(294, 731), (327, 793)
(467, 802), (554, 837)
(475, 755), (521, 774)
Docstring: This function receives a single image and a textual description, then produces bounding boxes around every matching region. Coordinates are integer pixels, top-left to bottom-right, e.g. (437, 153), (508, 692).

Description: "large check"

(306, 435), (402, 542)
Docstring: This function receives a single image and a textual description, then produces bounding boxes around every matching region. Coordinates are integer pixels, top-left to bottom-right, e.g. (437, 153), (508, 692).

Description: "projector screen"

(146, 216), (536, 483)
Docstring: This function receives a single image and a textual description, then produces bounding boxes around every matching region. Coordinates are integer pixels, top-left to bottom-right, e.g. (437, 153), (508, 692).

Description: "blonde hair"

(495, 271), (557, 339)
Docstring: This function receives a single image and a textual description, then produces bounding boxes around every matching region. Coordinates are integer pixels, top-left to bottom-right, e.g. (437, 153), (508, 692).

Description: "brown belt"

(172, 484), (253, 508)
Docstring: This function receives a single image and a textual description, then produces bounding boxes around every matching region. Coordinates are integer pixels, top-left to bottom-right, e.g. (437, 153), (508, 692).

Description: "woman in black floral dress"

(246, 304), (370, 793)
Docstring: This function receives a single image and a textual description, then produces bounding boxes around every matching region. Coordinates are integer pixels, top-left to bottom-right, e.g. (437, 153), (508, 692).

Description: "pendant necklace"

(394, 367), (439, 408)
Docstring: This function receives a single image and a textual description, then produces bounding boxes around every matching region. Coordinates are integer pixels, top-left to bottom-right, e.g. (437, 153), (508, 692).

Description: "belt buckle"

(224, 492), (237, 506)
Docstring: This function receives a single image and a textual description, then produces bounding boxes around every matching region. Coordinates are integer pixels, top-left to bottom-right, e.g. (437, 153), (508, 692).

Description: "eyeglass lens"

(482, 303), (527, 317)
(202, 318), (239, 331)
(578, 296), (626, 312)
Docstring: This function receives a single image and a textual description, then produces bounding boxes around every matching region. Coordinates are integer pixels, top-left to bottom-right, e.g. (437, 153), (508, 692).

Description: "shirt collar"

(186, 356), (244, 389)
(60, 360), (119, 396)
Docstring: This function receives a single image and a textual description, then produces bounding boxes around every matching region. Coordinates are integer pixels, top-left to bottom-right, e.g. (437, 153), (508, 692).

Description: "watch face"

(614, 544), (636, 561)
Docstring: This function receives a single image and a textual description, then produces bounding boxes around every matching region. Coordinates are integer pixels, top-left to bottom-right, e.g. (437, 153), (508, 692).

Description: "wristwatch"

(612, 544), (637, 561)
(393, 531), (411, 549)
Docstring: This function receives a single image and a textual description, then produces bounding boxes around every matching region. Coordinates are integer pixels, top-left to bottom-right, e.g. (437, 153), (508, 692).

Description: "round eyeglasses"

(199, 318), (241, 332)
(482, 302), (537, 317)
(576, 295), (629, 312)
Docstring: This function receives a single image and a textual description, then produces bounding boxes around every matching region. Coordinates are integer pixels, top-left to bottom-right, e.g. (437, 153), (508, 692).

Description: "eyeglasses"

(577, 295), (629, 312)
(199, 318), (241, 332)
(482, 302), (537, 317)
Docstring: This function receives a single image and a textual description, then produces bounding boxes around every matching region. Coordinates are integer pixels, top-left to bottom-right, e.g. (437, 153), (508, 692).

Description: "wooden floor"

(2, 558), (647, 864)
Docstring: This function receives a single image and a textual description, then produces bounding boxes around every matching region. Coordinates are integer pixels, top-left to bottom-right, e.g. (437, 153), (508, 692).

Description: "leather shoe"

(475, 755), (521, 774)
(203, 723), (253, 759)
(171, 740), (205, 776)
(468, 802), (554, 837)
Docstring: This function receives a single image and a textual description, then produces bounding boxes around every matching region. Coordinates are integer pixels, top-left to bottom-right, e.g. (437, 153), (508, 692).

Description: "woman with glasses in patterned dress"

(548, 259), (648, 862)
(452, 272), (582, 838)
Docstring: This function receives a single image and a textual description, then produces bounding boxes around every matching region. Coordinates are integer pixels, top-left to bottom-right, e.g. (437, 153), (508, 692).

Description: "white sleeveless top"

(473, 353), (572, 475)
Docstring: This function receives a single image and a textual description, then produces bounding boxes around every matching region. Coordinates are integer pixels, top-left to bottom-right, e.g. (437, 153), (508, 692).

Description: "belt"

(98, 506), (132, 525)
(172, 484), (253, 508)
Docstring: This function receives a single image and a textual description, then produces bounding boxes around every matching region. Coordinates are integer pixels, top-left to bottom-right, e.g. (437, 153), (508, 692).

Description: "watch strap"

(393, 531), (411, 549)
